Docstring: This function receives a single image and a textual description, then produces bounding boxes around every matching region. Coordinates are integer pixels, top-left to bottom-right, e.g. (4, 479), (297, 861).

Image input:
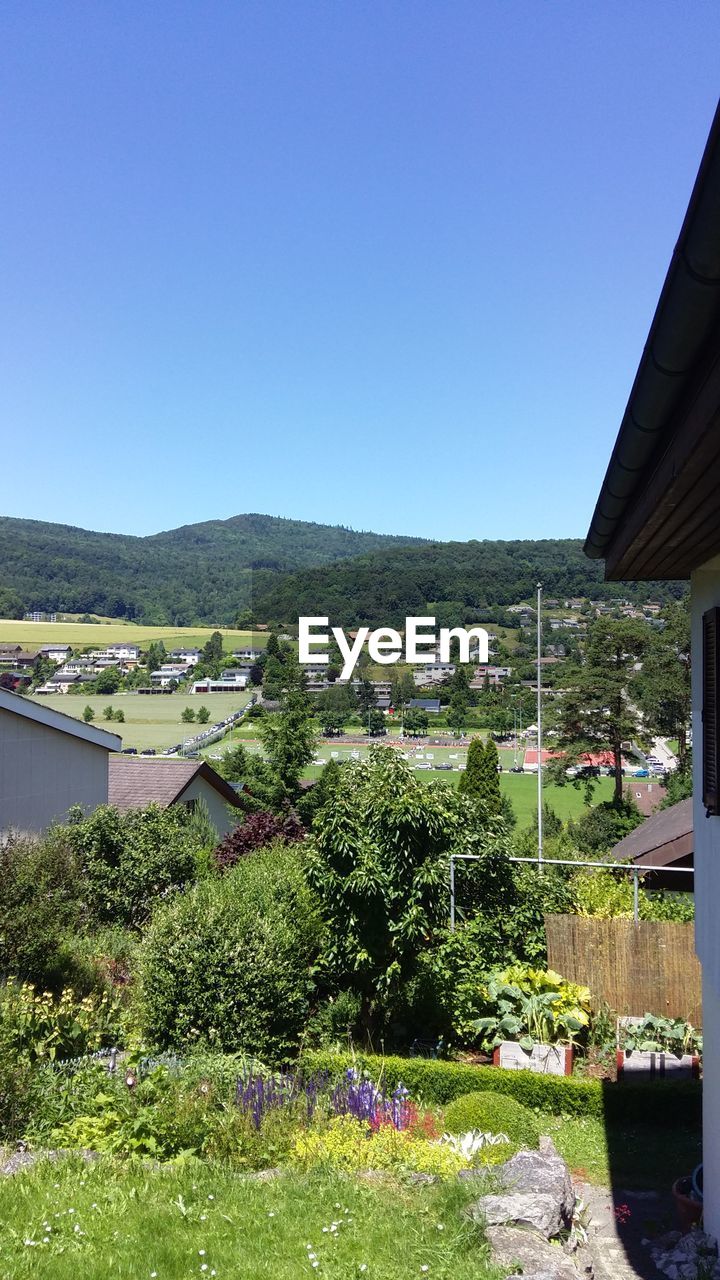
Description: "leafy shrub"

(301, 1049), (702, 1127)
(467, 966), (591, 1051)
(566, 799), (643, 855)
(67, 804), (200, 927)
(304, 990), (363, 1046)
(0, 982), (122, 1063)
(572, 869), (695, 923)
(443, 1090), (540, 1148)
(291, 1114), (466, 1176)
(214, 810), (305, 872)
(621, 1014), (702, 1057)
(0, 831), (83, 990)
(137, 844), (324, 1060)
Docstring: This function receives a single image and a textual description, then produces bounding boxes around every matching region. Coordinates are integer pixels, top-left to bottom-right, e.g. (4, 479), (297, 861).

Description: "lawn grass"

(28, 692), (253, 752)
(0, 1158), (500, 1280)
(0, 619), (267, 652)
(544, 1112), (702, 1191)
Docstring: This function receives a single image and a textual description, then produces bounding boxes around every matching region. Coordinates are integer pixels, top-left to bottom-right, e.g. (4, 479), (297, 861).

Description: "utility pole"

(537, 582), (543, 870)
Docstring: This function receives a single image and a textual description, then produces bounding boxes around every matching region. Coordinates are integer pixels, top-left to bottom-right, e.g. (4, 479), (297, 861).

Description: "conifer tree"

(458, 737), (485, 799)
(478, 738), (502, 812)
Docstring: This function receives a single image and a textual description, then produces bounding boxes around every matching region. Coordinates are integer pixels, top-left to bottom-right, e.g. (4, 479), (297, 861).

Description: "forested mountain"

(250, 539), (686, 628)
(0, 515), (684, 627)
(0, 514), (425, 624)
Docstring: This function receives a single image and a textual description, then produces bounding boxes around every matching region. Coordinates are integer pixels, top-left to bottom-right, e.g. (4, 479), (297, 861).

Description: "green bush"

(443, 1090), (540, 1148)
(137, 844), (324, 1060)
(0, 832), (83, 990)
(67, 804), (201, 927)
(301, 1049), (701, 1128)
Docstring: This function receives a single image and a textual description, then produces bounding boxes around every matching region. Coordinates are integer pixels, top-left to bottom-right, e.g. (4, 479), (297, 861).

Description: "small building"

(233, 647), (265, 661)
(0, 687), (121, 832)
(0, 649), (38, 669)
(408, 698), (441, 714)
(38, 644), (73, 664)
(106, 643), (140, 661)
(150, 665), (189, 688)
(108, 757), (242, 837)
(611, 798), (693, 892)
(191, 676), (248, 693)
(169, 648), (202, 665)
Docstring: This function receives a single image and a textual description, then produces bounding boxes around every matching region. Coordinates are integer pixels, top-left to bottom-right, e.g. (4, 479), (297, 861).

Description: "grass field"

(29, 691), (253, 752)
(0, 619), (268, 652)
(0, 1159), (497, 1280)
(215, 731), (615, 827)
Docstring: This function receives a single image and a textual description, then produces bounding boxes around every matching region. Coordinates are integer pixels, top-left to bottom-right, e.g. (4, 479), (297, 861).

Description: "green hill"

(249, 538), (685, 628)
(0, 514), (684, 629)
(0, 513), (425, 625)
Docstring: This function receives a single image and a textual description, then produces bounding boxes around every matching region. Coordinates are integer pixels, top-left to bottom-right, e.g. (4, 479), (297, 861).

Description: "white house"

(169, 648), (202, 665)
(37, 644), (73, 664)
(585, 101), (720, 1235)
(0, 688), (121, 832)
(106, 643), (140, 661)
(150, 664), (189, 688)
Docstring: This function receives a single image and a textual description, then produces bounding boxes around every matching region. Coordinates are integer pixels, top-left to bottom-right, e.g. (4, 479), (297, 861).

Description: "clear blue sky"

(2, 3), (719, 541)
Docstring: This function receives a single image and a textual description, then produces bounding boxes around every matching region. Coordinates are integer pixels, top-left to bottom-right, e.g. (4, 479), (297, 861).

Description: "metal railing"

(449, 852), (694, 929)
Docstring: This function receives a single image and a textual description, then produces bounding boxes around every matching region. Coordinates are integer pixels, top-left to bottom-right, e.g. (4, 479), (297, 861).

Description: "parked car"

(122, 747), (137, 755)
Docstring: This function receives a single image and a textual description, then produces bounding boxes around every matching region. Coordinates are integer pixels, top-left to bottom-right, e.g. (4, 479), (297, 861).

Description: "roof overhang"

(0, 688), (122, 752)
(585, 100), (720, 581)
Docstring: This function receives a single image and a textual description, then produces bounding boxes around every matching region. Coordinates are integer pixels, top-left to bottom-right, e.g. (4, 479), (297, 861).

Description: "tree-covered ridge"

(0, 515), (685, 627)
(250, 538), (686, 627)
(0, 513), (426, 624)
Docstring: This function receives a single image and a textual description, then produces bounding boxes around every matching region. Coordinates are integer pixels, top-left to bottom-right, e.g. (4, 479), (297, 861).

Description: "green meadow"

(0, 619), (268, 651)
(29, 691), (254, 752)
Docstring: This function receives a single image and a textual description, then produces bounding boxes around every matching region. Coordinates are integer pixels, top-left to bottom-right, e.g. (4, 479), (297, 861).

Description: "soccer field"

(0, 619), (267, 652)
(29, 690), (253, 752)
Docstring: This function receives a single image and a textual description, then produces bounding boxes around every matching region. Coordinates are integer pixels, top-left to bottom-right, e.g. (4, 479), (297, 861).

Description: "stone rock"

(473, 1191), (569, 1238)
(488, 1225), (584, 1279)
(469, 1145), (576, 1239)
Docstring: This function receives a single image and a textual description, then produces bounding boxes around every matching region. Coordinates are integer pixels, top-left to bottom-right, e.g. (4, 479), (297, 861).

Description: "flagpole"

(537, 582), (543, 871)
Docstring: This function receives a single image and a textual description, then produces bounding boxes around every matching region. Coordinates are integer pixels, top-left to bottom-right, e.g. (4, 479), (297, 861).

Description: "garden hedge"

(301, 1050), (701, 1127)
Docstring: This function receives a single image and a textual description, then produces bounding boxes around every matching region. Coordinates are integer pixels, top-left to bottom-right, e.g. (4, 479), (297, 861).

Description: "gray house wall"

(0, 707), (111, 833)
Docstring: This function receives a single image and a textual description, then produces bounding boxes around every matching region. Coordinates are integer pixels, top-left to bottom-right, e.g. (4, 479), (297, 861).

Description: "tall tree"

(448, 691), (469, 737)
(203, 630), (224, 664)
(635, 599), (691, 768)
(553, 616), (652, 802)
(259, 685), (316, 795)
(458, 738), (485, 799)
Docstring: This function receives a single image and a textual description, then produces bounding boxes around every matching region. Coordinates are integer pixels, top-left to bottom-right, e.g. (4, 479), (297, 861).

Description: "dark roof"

(585, 101), (720, 579)
(612, 798), (693, 868)
(108, 758), (243, 811)
(408, 698), (441, 711)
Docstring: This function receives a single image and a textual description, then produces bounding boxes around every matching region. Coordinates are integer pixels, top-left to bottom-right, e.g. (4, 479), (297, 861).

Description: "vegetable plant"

(469, 966), (591, 1051)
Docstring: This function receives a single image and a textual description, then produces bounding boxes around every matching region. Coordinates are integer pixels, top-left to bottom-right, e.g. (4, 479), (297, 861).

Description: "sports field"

(29, 690), (253, 752)
(0, 619), (267, 651)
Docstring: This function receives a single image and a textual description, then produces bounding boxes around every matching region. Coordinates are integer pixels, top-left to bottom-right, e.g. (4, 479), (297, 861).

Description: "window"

(703, 607), (720, 815)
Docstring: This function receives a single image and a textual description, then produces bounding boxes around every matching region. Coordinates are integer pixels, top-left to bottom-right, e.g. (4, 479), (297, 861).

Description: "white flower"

(268, 1211), (275, 1217)
(199, 1251), (206, 1257)
(151, 1273), (158, 1278)
(436, 1224), (444, 1231)
(421, 1268), (429, 1274)
(207, 1195), (214, 1201)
